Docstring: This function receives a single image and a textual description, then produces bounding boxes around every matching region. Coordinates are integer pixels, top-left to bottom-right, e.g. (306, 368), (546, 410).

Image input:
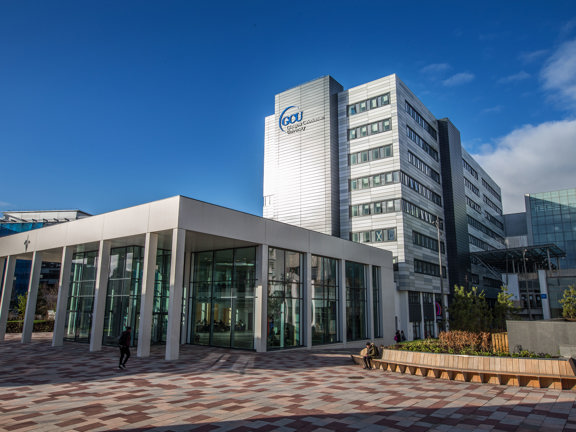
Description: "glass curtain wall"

(311, 255), (340, 345)
(423, 292), (435, 338)
(346, 261), (367, 341)
(102, 246), (143, 346)
(190, 247), (256, 349)
(267, 248), (303, 350)
(151, 249), (170, 344)
(64, 251), (98, 342)
(409, 291), (422, 339)
(372, 266), (382, 338)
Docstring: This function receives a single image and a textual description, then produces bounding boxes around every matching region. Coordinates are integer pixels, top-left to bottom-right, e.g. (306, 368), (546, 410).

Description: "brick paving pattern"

(1, 333), (576, 431)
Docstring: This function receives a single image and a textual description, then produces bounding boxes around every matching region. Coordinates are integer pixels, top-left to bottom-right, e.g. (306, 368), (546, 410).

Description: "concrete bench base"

(351, 350), (576, 390)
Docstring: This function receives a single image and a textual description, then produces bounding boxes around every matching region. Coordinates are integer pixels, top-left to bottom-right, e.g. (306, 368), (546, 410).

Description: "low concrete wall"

(507, 320), (576, 356)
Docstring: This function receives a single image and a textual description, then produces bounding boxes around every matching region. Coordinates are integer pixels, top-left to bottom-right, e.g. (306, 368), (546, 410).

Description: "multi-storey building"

(264, 74), (505, 339)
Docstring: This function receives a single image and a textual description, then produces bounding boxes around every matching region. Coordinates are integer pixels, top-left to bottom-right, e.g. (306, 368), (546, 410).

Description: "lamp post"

(434, 218), (447, 331)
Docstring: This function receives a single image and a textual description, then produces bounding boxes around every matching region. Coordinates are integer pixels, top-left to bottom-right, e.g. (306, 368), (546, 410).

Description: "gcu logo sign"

(278, 106), (303, 132)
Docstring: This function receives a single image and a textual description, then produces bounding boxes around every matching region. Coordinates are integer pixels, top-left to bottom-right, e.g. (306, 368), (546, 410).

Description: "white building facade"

(0, 196), (395, 358)
(264, 74), (505, 339)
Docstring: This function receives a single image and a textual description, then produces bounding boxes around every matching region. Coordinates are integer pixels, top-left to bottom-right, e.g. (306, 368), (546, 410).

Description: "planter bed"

(352, 348), (576, 390)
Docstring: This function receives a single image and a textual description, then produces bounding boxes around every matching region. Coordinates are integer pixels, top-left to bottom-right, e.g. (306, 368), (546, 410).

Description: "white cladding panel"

(263, 76), (340, 235)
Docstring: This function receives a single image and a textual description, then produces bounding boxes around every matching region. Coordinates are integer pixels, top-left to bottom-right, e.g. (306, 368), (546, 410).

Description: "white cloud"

(518, 49), (548, 64)
(442, 72), (475, 87)
(482, 105), (502, 114)
(541, 39), (576, 107)
(421, 63), (451, 74)
(497, 71), (530, 84)
(473, 119), (576, 213)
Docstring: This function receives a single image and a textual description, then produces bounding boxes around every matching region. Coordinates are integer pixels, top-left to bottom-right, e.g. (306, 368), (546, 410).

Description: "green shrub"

(6, 320), (54, 333)
(387, 330), (550, 358)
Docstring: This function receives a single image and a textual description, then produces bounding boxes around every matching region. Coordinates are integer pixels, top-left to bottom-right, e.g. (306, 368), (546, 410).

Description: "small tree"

(559, 285), (576, 320)
(16, 293), (28, 319)
(448, 285), (491, 332)
(493, 286), (518, 330)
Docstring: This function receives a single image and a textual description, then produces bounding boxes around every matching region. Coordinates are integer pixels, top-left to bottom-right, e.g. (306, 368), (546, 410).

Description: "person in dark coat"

(118, 326), (132, 369)
(362, 342), (380, 369)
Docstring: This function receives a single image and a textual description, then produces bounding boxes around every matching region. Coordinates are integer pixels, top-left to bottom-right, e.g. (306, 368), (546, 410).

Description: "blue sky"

(1, 1), (575, 216)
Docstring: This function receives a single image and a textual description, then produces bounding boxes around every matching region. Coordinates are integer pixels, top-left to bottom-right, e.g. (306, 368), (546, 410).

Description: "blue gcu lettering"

(278, 106), (304, 132)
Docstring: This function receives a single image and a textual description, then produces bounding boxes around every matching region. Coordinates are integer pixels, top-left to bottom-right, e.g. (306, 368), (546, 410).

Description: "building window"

(413, 230), (445, 253)
(485, 211), (504, 230)
(407, 126), (438, 161)
(462, 158), (479, 180)
(414, 259), (446, 278)
(65, 250), (98, 343)
(405, 101), (437, 140)
(401, 172), (442, 206)
(311, 255), (340, 345)
(350, 227), (397, 244)
(482, 179), (502, 202)
(267, 248), (303, 350)
(464, 178), (480, 196)
(466, 196), (482, 213)
(373, 266), (382, 338)
(468, 215), (505, 244)
(402, 200), (443, 227)
(469, 234), (494, 251)
(190, 247), (256, 350)
(350, 170), (400, 191)
(350, 199), (401, 218)
(103, 246), (144, 347)
(407, 151), (441, 184)
(349, 144), (393, 165)
(346, 261), (367, 342)
(483, 195), (503, 215)
(348, 92), (391, 116)
(349, 118), (392, 140)
(408, 291), (422, 339)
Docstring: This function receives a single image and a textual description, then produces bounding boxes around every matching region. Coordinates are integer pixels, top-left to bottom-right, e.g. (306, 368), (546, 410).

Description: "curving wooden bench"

(351, 349), (576, 390)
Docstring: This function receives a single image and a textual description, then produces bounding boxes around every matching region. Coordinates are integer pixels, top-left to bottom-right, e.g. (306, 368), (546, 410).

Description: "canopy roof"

(471, 244), (565, 272)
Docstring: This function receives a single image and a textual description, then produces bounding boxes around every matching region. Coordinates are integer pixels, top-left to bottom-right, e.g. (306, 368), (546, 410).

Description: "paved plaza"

(1, 333), (576, 431)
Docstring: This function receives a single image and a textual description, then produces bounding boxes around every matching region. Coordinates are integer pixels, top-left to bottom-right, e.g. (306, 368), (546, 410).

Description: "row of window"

(413, 230), (445, 254)
(350, 170), (400, 191)
(485, 211), (504, 230)
(482, 179), (501, 201)
(401, 172), (442, 206)
(405, 101), (437, 140)
(347, 93), (390, 116)
(468, 215), (505, 244)
(350, 198), (401, 217)
(464, 177), (480, 196)
(466, 196), (482, 213)
(350, 227), (397, 243)
(414, 258), (446, 278)
(349, 144), (393, 165)
(349, 197), (443, 229)
(469, 234), (494, 251)
(463, 158), (478, 180)
(349, 118), (391, 140)
(483, 194), (502, 215)
(403, 200), (443, 227)
(408, 151), (440, 184)
(407, 126), (439, 161)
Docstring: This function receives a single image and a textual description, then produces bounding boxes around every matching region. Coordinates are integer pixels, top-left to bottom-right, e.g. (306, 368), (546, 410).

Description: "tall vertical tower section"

(263, 76), (343, 236)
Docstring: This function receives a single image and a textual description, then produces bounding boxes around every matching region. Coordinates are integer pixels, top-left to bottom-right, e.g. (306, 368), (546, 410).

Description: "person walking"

(118, 326), (132, 370)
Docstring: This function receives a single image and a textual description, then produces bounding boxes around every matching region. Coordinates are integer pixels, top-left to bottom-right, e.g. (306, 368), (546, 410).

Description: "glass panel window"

(268, 248), (303, 350)
(346, 261), (367, 341)
(190, 247), (256, 349)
